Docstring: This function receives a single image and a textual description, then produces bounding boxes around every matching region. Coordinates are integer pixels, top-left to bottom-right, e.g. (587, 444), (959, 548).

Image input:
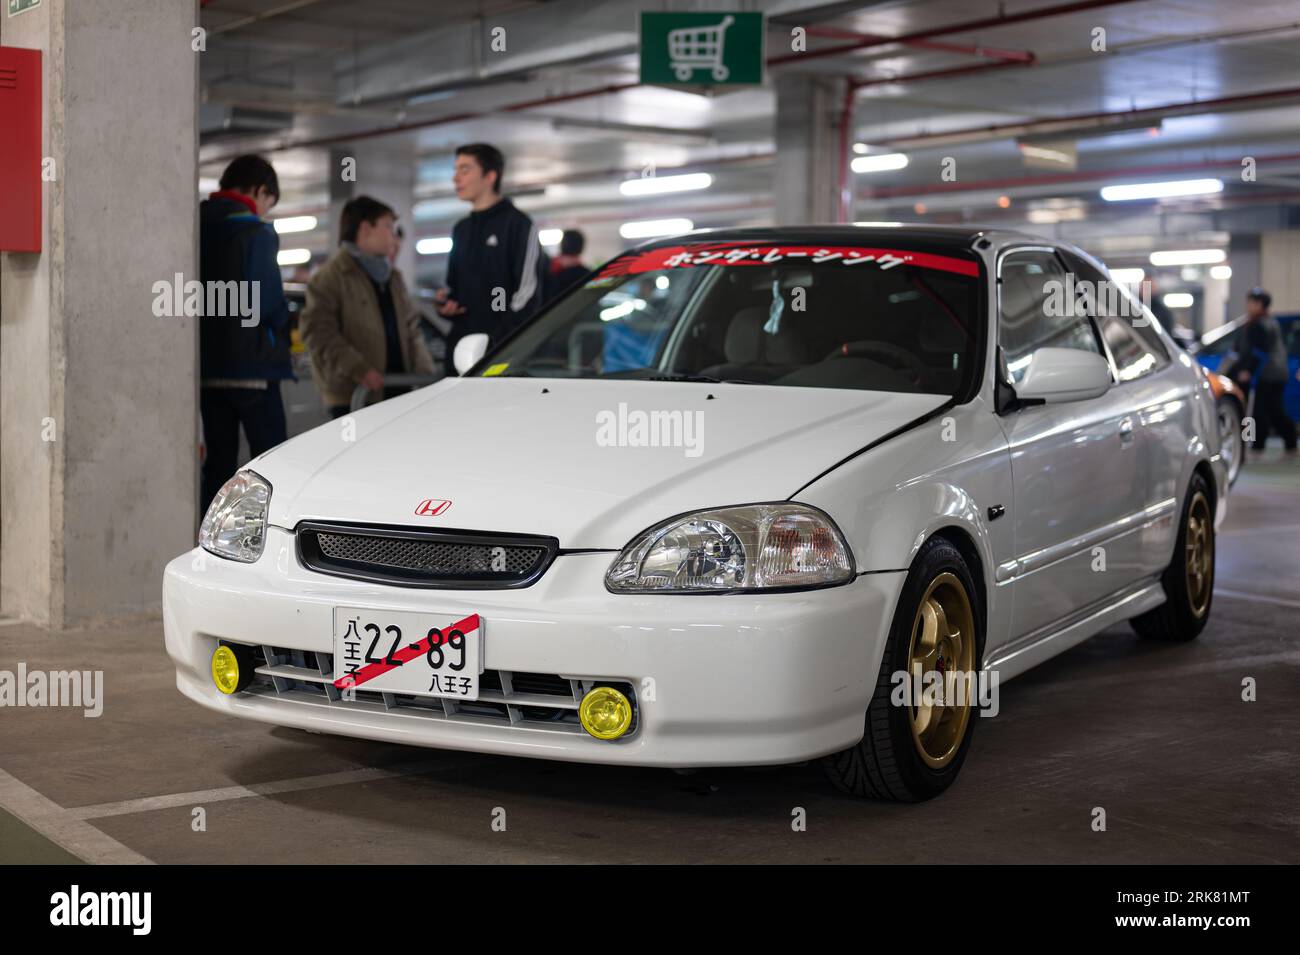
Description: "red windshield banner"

(597, 243), (981, 278)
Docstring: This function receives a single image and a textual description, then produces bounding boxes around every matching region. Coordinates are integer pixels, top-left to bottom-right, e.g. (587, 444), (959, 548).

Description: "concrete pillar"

(773, 74), (845, 225)
(327, 144), (419, 284)
(1226, 233), (1261, 320)
(0, 0), (198, 626)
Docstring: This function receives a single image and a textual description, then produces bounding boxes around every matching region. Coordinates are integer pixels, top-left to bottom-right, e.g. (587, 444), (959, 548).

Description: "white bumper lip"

(164, 528), (905, 768)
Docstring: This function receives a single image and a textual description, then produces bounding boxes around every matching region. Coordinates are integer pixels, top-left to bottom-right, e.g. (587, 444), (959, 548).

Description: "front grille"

(236, 643), (637, 737)
(296, 522), (557, 589)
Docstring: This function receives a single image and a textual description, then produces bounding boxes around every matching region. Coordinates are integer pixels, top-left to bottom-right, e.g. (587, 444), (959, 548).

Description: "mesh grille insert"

(297, 523), (557, 589)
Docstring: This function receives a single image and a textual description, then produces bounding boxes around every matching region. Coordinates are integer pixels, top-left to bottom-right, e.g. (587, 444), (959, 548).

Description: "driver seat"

(700, 306), (810, 382)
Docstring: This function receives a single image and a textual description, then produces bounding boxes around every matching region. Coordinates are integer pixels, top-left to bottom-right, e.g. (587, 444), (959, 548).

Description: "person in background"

(199, 154), (292, 512)
(389, 224), (404, 267)
(544, 229), (591, 301)
(1225, 288), (1296, 455)
(299, 196), (433, 418)
(435, 143), (544, 353)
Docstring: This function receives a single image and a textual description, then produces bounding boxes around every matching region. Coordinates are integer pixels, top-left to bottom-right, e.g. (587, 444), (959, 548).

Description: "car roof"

(632, 223), (1046, 253)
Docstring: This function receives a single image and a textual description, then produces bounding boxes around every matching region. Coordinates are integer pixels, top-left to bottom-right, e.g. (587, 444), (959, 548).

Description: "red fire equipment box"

(0, 46), (42, 253)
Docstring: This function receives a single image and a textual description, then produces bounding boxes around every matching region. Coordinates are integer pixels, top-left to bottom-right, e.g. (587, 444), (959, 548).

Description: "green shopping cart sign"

(640, 12), (765, 86)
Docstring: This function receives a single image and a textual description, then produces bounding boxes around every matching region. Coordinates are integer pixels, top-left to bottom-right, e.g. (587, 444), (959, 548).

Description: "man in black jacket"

(435, 143), (544, 352)
(199, 155), (292, 510)
(1226, 288), (1296, 453)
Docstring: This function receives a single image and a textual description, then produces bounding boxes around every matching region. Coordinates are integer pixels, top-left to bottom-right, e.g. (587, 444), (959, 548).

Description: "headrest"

(723, 306), (811, 365)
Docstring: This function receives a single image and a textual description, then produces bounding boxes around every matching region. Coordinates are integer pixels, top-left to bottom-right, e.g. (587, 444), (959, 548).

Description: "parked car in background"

(1203, 368), (1247, 485)
(167, 226), (1227, 802)
(1192, 311), (1300, 423)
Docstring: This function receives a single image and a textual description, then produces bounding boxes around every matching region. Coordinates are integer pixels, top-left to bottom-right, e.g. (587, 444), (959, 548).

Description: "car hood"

(255, 377), (948, 548)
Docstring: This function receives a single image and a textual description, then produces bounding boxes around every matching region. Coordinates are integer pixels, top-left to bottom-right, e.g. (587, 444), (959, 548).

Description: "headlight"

(606, 503), (853, 593)
(199, 469), (271, 563)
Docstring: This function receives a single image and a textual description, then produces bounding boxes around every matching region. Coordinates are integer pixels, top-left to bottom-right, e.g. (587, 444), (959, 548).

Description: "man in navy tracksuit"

(198, 155), (292, 511)
(436, 143), (545, 353)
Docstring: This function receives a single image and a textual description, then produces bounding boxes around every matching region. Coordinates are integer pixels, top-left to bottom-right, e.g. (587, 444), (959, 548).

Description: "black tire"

(822, 537), (984, 801)
(1131, 471), (1215, 641)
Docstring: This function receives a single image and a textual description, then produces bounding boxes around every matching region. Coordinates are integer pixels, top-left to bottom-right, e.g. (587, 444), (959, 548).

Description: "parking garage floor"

(2, 456), (1297, 865)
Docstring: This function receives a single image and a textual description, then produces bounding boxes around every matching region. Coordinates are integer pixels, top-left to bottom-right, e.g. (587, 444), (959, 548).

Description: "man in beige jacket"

(300, 196), (434, 417)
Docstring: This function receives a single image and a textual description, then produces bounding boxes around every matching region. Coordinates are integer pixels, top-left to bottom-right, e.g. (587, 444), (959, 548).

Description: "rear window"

(482, 241), (984, 398)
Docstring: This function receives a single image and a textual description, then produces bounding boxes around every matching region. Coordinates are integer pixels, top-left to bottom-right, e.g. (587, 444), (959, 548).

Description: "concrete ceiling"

(197, 0), (1300, 277)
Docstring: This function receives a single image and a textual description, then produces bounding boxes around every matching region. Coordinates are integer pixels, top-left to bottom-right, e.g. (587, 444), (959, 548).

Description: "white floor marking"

(1215, 587), (1300, 610)
(67, 760), (447, 821)
(0, 769), (152, 865)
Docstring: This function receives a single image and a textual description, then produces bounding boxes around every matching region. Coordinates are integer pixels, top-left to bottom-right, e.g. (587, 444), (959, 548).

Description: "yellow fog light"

(579, 686), (633, 740)
(211, 645), (244, 695)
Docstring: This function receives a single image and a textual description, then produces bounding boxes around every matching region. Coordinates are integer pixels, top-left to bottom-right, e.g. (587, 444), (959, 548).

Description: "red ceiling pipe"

(860, 151), (1300, 200)
(802, 24), (1035, 62)
(875, 84), (1300, 148)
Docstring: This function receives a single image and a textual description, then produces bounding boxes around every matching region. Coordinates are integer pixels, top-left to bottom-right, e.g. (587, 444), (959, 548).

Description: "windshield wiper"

(643, 374), (759, 385)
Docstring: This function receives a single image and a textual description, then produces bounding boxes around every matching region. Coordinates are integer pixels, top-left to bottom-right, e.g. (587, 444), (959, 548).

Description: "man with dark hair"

(299, 195), (433, 417)
(199, 154), (292, 511)
(1226, 287), (1296, 454)
(435, 142), (545, 351)
(544, 229), (591, 301)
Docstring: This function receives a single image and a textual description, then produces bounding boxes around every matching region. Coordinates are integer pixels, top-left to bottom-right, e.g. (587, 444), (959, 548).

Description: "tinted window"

(999, 250), (1099, 385)
(485, 241), (983, 397)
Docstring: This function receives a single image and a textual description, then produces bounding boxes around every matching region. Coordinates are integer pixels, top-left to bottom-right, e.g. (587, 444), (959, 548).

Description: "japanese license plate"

(331, 607), (484, 701)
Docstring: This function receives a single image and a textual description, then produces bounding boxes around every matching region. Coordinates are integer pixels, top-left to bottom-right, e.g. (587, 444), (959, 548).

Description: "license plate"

(331, 607), (484, 701)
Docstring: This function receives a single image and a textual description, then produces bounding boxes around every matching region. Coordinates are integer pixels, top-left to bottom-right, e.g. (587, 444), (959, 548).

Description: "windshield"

(483, 241), (983, 397)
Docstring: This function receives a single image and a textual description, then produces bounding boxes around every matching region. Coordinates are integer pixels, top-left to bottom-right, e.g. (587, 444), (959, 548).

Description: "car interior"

(650, 262), (979, 395)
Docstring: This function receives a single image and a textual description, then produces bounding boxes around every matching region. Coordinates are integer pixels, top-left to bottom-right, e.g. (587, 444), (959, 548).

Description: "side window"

(1071, 255), (1169, 381)
(998, 250), (1100, 386)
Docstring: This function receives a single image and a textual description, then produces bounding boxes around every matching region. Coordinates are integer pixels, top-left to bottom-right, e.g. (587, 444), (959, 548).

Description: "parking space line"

(1214, 588), (1300, 610)
(0, 769), (152, 865)
(66, 760), (446, 821)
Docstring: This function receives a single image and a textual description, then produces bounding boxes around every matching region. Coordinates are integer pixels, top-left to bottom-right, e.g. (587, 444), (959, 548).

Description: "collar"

(469, 196), (511, 218)
(209, 190), (260, 216)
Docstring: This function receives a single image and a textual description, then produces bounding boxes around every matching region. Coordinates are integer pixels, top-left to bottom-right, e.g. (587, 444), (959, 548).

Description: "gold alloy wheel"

(906, 572), (976, 769)
(1185, 490), (1213, 618)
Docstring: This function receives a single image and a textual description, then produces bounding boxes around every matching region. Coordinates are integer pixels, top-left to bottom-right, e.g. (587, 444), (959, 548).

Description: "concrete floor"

(2, 454), (1298, 864)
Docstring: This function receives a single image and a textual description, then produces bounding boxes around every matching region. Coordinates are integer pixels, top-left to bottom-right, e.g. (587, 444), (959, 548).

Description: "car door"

(995, 247), (1142, 643)
(1065, 252), (1185, 580)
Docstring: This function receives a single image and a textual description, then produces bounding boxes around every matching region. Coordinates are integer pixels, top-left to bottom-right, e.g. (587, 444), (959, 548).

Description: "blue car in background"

(1193, 311), (1300, 422)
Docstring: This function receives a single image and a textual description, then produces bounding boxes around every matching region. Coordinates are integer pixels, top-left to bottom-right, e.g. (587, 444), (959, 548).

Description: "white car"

(165, 226), (1226, 801)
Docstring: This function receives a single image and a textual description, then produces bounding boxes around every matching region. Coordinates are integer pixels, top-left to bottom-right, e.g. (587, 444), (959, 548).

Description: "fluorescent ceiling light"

(277, 248), (311, 266)
(1163, 292), (1194, 308)
(1018, 143), (1074, 165)
(852, 142), (869, 154)
(539, 228), (563, 247)
(619, 173), (713, 197)
(198, 177), (220, 195)
(1100, 178), (1223, 202)
(1149, 248), (1225, 267)
(619, 218), (693, 240)
(1109, 267), (1145, 285)
(416, 236), (453, 255)
(1210, 264), (1232, 280)
(850, 153), (909, 174)
(273, 215), (317, 234)
(853, 220), (903, 227)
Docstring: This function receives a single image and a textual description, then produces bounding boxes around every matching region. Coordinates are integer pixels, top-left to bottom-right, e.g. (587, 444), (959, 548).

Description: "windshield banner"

(597, 243), (981, 278)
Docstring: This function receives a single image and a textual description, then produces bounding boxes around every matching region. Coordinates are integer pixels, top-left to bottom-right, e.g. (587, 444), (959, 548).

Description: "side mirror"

(452, 333), (489, 375)
(1015, 347), (1112, 404)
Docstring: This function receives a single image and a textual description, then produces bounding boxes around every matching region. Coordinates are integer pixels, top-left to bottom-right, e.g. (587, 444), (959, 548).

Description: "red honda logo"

(414, 499), (451, 517)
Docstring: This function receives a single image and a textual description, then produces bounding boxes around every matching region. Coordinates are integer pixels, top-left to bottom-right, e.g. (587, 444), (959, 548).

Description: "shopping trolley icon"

(668, 15), (734, 82)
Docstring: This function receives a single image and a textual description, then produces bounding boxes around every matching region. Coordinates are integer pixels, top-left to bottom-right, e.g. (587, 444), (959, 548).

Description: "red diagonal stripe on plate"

(333, 613), (480, 690)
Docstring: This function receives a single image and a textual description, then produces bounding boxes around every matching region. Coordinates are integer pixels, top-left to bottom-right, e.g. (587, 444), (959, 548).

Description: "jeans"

(200, 383), (288, 512)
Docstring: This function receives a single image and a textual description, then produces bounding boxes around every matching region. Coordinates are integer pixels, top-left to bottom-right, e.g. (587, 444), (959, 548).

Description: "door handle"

(1118, 416), (1135, 447)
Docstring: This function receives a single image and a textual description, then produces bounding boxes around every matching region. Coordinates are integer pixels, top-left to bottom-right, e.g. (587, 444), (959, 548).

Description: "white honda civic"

(165, 226), (1226, 801)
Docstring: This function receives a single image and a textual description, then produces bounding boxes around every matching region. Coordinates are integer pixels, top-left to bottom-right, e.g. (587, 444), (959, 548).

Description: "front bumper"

(163, 527), (905, 768)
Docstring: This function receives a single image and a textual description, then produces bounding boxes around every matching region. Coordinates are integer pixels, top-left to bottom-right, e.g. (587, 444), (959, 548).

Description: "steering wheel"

(825, 340), (927, 385)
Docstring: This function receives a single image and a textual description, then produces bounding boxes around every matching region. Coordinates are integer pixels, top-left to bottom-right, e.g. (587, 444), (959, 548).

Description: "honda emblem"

(414, 499), (451, 517)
